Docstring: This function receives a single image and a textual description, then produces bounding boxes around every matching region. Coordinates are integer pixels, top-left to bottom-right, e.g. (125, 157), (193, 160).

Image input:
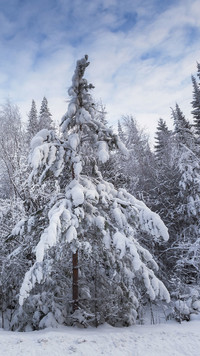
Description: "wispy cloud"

(0, 0), (199, 140)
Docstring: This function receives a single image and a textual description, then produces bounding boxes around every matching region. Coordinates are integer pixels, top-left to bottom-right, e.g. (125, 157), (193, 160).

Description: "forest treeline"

(0, 56), (200, 330)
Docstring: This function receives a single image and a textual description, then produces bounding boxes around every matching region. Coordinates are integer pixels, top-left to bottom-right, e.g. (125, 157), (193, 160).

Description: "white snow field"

(1, 315), (200, 356)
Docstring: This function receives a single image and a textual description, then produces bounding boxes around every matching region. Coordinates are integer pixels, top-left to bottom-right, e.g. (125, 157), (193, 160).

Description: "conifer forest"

(1, 55), (200, 331)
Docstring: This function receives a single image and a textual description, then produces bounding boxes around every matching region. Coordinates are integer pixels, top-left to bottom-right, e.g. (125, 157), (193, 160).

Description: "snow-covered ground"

(1, 315), (200, 356)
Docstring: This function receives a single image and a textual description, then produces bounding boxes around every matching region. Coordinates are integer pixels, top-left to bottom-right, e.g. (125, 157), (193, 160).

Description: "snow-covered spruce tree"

(191, 75), (200, 138)
(174, 135), (200, 284)
(171, 104), (199, 234)
(38, 97), (54, 131)
(197, 61), (200, 81)
(148, 119), (181, 287)
(172, 104), (194, 146)
(168, 103), (200, 319)
(154, 119), (172, 158)
(27, 100), (38, 145)
(11, 56), (170, 330)
(153, 118), (180, 232)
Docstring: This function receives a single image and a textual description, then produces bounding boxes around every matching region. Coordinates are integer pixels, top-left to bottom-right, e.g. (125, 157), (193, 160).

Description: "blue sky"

(0, 0), (200, 141)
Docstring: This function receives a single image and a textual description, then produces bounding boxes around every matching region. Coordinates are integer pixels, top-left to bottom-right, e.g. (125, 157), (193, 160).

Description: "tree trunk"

(72, 250), (79, 312)
(71, 162), (79, 312)
(94, 258), (98, 327)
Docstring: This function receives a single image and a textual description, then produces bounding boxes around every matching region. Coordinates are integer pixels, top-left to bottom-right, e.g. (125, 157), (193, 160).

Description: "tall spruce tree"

(191, 75), (200, 137)
(9, 56), (170, 330)
(172, 103), (193, 146)
(149, 104), (200, 320)
(197, 61), (200, 81)
(27, 100), (38, 145)
(154, 118), (172, 159)
(151, 119), (181, 284)
(153, 118), (179, 230)
(38, 97), (54, 131)
(171, 103), (200, 287)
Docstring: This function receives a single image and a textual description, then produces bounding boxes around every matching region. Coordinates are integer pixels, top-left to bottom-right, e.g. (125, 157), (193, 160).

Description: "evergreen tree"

(153, 118), (179, 230)
(170, 103), (200, 290)
(151, 119), (181, 284)
(172, 104), (193, 147)
(9, 56), (170, 330)
(154, 118), (172, 159)
(191, 75), (200, 136)
(191, 70), (200, 140)
(150, 107), (200, 320)
(27, 100), (38, 145)
(175, 143), (200, 284)
(38, 97), (54, 131)
(197, 61), (200, 81)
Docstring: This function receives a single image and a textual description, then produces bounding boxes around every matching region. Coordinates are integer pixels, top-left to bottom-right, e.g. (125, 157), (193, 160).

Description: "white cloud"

(0, 0), (200, 143)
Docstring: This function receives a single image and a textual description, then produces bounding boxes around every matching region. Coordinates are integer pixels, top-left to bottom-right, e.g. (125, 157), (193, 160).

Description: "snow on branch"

(29, 129), (65, 182)
(119, 189), (169, 242)
(19, 199), (77, 305)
